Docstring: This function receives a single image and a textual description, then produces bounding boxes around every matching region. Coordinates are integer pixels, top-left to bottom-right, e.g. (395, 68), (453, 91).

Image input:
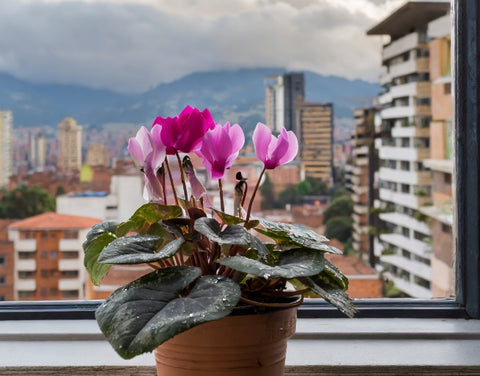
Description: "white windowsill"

(1, 318), (480, 373)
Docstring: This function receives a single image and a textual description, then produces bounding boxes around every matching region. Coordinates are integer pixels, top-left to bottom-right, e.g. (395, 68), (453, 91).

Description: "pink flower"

(128, 126), (166, 202)
(252, 123), (298, 169)
(152, 106), (216, 155)
(197, 122), (245, 179)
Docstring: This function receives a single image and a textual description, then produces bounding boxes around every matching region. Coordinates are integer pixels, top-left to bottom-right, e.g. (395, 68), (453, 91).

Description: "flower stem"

(245, 166), (266, 225)
(175, 152), (189, 206)
(218, 179), (225, 212)
(165, 157), (178, 205)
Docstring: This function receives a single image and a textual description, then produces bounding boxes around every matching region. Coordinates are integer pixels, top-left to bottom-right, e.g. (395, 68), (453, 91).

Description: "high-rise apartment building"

(0, 111), (13, 187)
(86, 143), (110, 167)
(58, 117), (82, 173)
(297, 101), (333, 183)
(420, 13), (453, 297)
(29, 131), (46, 172)
(264, 73), (304, 133)
(368, 1), (450, 297)
(350, 107), (377, 263)
(8, 212), (100, 300)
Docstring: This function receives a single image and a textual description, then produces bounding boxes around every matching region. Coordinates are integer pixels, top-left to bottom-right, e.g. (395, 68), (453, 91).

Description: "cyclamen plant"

(83, 106), (355, 360)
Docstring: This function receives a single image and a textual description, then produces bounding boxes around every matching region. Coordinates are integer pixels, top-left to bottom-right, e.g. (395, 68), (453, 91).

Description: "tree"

(325, 217), (353, 243)
(297, 180), (312, 196)
(0, 185), (56, 219)
(323, 195), (353, 224)
(278, 185), (301, 207)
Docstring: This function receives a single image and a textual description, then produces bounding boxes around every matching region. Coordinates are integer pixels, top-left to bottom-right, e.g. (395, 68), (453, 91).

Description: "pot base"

(154, 307), (297, 376)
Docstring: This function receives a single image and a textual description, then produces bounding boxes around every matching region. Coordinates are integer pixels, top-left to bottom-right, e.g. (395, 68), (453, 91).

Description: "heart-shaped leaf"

(83, 221), (118, 285)
(194, 217), (268, 258)
(212, 209), (260, 229)
(84, 221), (118, 244)
(116, 203), (182, 236)
(220, 248), (325, 279)
(256, 219), (341, 253)
(298, 273), (356, 318)
(95, 266), (240, 359)
(97, 235), (185, 264)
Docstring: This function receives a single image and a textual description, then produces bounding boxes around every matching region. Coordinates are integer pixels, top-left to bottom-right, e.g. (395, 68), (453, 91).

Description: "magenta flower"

(152, 106), (216, 155)
(128, 126), (166, 202)
(253, 122), (298, 169)
(197, 122), (245, 179)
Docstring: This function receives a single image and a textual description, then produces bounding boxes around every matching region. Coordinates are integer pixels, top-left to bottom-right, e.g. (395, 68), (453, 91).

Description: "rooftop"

(9, 212), (101, 231)
(367, 1), (450, 39)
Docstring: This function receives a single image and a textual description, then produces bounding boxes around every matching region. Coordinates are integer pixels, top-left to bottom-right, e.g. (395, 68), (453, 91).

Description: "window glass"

(0, 1), (457, 304)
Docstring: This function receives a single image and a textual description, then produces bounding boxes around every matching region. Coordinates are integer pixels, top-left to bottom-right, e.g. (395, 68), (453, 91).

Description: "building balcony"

(382, 31), (424, 61)
(378, 145), (430, 161)
(379, 188), (430, 210)
(381, 254), (431, 282)
(386, 275), (431, 298)
(355, 157), (368, 167)
(59, 279), (82, 291)
(381, 105), (415, 119)
(389, 81), (430, 100)
(353, 203), (368, 215)
(380, 232), (432, 259)
(378, 167), (431, 185)
(389, 58), (429, 79)
(14, 239), (36, 252)
(379, 212), (431, 235)
(391, 125), (430, 138)
(16, 279), (36, 291)
(59, 259), (81, 271)
(59, 239), (81, 251)
(378, 91), (391, 105)
(16, 259), (36, 271)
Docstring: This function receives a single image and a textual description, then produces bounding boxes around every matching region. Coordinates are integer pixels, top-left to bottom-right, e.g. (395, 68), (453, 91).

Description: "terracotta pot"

(154, 305), (298, 376)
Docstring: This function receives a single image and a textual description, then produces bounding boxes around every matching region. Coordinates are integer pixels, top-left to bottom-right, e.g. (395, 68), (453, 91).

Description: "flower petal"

(252, 123), (272, 164)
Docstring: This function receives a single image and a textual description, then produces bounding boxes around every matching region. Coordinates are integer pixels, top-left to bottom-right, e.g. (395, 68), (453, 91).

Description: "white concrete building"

(367, 1), (450, 298)
(57, 175), (144, 222)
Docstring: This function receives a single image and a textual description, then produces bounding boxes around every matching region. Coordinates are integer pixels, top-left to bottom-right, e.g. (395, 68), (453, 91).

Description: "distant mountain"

(0, 68), (381, 134)
(0, 72), (130, 127)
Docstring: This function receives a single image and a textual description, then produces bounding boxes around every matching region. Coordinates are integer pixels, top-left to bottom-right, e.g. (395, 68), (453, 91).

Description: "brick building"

(8, 212), (100, 300)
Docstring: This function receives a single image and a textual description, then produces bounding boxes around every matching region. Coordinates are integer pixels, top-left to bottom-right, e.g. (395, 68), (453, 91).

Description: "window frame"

(0, 0), (478, 321)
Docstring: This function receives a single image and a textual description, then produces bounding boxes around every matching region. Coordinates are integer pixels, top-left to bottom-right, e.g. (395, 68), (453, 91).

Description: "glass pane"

(0, 1), (453, 303)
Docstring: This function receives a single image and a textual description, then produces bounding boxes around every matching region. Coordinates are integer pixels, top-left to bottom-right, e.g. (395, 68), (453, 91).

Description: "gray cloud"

(0, 0), (399, 93)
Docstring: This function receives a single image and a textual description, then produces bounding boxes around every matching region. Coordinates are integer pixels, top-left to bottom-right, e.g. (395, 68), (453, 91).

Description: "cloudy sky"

(0, 0), (403, 93)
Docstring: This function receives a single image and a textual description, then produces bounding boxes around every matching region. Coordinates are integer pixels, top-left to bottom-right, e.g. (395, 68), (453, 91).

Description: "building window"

(0, 256), (4, 266)
(50, 251), (58, 260)
(63, 230), (79, 239)
(0, 276), (5, 285)
(444, 82), (451, 94)
(444, 173), (452, 184)
(61, 251), (79, 259)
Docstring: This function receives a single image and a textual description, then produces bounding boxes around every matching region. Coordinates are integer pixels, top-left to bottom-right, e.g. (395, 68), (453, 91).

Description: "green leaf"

(256, 219), (341, 254)
(298, 273), (356, 318)
(83, 232), (116, 285)
(212, 209), (259, 228)
(97, 235), (185, 264)
(84, 221), (118, 244)
(220, 248), (325, 279)
(116, 203), (182, 236)
(95, 266), (240, 359)
(194, 217), (268, 258)
(323, 259), (349, 290)
(82, 221), (118, 285)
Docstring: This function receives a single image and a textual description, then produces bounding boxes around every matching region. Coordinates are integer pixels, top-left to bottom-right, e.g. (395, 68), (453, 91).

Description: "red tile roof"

(9, 212), (101, 230)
